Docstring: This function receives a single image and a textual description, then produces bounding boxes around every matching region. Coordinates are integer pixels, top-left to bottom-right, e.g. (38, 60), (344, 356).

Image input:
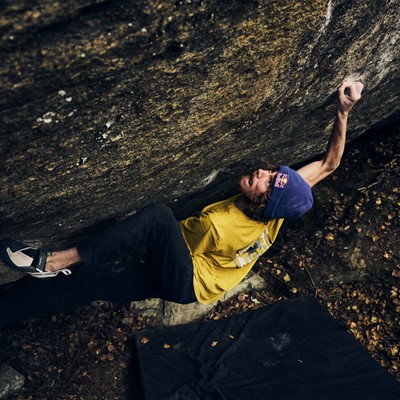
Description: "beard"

(237, 178), (272, 222)
(236, 165), (278, 222)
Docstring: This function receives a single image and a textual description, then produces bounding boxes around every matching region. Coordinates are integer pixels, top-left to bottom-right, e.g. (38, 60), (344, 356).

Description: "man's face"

(238, 168), (278, 199)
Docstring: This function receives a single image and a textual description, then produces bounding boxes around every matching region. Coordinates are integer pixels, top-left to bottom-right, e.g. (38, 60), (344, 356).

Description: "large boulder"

(0, 0), (399, 283)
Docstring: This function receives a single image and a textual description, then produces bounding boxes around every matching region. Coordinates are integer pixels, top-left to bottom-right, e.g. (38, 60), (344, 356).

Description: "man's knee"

(143, 203), (175, 221)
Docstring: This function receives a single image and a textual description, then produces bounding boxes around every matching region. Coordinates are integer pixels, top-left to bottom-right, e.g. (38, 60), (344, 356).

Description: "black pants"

(0, 204), (196, 328)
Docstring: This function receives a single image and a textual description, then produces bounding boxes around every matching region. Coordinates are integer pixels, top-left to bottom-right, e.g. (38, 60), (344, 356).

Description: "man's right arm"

(296, 81), (363, 188)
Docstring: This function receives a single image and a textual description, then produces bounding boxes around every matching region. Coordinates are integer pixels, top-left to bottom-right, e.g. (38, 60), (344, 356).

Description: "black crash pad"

(133, 297), (400, 400)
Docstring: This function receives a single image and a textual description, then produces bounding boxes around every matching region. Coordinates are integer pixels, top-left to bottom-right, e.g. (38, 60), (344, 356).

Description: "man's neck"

(234, 195), (249, 213)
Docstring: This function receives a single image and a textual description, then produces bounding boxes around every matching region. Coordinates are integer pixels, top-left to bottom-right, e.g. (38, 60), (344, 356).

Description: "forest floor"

(1, 122), (399, 399)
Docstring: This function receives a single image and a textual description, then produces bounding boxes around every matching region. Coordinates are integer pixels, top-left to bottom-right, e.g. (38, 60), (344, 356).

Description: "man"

(0, 81), (363, 327)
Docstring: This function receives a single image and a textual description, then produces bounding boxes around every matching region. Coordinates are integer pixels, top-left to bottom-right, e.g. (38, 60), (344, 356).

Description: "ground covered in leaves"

(0, 123), (399, 399)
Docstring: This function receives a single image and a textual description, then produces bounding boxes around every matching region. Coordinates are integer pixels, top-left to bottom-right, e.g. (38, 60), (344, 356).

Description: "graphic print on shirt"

(234, 227), (273, 268)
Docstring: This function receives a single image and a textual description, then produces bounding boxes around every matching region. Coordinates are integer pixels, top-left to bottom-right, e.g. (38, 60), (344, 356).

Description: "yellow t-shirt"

(180, 195), (284, 304)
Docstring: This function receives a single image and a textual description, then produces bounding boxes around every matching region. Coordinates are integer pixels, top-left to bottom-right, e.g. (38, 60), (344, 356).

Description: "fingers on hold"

(353, 81), (364, 94)
(338, 80), (363, 100)
(349, 82), (363, 100)
(337, 82), (347, 93)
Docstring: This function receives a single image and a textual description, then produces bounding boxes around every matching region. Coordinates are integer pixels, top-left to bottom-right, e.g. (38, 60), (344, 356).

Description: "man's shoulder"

(202, 194), (240, 214)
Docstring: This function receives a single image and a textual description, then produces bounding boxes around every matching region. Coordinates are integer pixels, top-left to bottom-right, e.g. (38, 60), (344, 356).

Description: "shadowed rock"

(0, 0), (399, 283)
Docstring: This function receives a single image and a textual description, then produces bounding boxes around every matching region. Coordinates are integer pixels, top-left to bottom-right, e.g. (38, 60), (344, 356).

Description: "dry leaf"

(390, 347), (399, 357)
(237, 293), (247, 302)
(325, 233), (335, 241)
(392, 270), (400, 278)
(140, 337), (149, 345)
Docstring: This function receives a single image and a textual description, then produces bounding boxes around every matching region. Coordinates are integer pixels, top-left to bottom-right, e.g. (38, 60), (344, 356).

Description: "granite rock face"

(133, 270), (266, 326)
(0, 0), (399, 282)
(0, 364), (25, 399)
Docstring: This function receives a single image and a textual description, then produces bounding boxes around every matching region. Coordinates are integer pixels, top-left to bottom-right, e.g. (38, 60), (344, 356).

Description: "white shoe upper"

(6, 246), (35, 268)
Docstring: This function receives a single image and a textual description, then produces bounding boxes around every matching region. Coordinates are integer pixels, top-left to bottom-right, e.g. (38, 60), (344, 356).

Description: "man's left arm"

(296, 81), (363, 188)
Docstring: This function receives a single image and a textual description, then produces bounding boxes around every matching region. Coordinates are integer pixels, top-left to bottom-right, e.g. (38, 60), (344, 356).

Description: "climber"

(0, 81), (363, 327)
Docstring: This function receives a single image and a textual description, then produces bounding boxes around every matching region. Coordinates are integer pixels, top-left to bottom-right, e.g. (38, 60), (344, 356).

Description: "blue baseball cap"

(262, 166), (313, 219)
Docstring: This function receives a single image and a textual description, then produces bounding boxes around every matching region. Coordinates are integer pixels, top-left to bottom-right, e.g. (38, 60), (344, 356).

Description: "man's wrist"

(337, 109), (349, 119)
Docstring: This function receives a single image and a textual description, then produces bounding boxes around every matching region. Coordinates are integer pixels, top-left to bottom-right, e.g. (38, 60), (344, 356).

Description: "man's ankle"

(45, 248), (81, 272)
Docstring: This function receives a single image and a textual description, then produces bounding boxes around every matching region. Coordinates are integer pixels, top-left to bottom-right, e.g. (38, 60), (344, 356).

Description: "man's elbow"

(323, 160), (340, 174)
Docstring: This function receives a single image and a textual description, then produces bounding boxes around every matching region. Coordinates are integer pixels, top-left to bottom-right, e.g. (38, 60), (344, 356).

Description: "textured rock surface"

(1, 0), (400, 283)
(0, 364), (25, 399)
(134, 270), (266, 326)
